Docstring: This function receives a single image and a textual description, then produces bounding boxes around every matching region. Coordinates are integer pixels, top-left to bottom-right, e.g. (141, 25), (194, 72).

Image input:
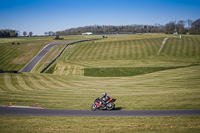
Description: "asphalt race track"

(0, 107), (200, 117)
(20, 41), (72, 72)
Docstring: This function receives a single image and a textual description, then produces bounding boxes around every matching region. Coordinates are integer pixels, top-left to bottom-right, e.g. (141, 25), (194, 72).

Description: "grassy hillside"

(0, 34), (200, 132)
(48, 34), (200, 76)
(0, 35), (102, 72)
(0, 64), (199, 110)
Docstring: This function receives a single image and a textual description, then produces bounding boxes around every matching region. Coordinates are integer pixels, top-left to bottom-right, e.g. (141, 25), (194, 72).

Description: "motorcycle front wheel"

(91, 104), (97, 111)
(107, 103), (115, 111)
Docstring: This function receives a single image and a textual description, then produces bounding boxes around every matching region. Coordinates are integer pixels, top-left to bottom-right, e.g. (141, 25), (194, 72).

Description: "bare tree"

(164, 22), (175, 34)
(190, 19), (200, 34)
(177, 20), (187, 34)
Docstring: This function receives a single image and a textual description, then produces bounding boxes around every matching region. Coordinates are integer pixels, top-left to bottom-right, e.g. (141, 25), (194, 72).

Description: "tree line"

(22, 31), (33, 37)
(0, 29), (19, 38)
(56, 18), (200, 35)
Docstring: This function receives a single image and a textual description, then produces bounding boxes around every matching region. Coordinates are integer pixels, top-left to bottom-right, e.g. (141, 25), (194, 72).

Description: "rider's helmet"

(102, 92), (107, 97)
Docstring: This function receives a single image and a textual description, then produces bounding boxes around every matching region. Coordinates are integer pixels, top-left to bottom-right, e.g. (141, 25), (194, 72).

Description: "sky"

(0, 0), (200, 35)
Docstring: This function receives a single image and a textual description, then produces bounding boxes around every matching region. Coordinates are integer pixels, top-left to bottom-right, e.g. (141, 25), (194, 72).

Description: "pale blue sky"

(0, 0), (199, 35)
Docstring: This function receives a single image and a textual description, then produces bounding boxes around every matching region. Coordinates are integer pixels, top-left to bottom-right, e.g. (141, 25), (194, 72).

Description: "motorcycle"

(91, 97), (116, 111)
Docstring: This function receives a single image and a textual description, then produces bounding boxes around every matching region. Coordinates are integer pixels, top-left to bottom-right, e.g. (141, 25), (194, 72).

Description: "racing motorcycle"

(91, 97), (116, 111)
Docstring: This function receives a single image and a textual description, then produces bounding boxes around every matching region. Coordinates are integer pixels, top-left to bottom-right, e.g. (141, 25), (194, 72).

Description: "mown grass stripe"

(10, 74), (25, 91)
(82, 42), (94, 60)
(128, 40), (133, 58)
(138, 40), (145, 57)
(67, 43), (83, 60)
(27, 74), (48, 90)
(150, 39), (158, 55)
(37, 74), (63, 88)
(173, 38), (179, 56)
(0, 47), (16, 66)
(0, 74), (7, 91)
(179, 38), (185, 57)
(4, 74), (18, 91)
(93, 42), (102, 59)
(185, 37), (190, 56)
(109, 41), (115, 59)
(78, 43), (91, 60)
(21, 73), (39, 90)
(192, 39), (196, 56)
(16, 74), (33, 91)
(134, 41), (139, 58)
(116, 41), (121, 59)
(52, 76), (73, 88)
(2, 49), (23, 71)
(162, 38), (171, 56)
(90, 42), (101, 59)
(145, 39), (152, 56)
(34, 74), (60, 89)
(122, 41), (127, 59)
(177, 38), (183, 56)
(100, 41), (108, 60)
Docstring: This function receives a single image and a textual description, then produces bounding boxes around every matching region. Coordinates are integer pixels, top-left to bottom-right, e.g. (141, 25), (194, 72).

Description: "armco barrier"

(40, 39), (100, 73)
(0, 69), (18, 73)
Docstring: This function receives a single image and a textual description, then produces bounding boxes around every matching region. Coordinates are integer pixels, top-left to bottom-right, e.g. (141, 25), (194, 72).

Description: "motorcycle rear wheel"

(91, 104), (97, 111)
(107, 103), (115, 111)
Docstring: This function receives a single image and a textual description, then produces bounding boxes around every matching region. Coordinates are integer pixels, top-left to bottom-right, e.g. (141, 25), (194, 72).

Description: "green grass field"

(0, 64), (199, 110)
(1, 116), (200, 133)
(0, 35), (102, 72)
(0, 34), (199, 110)
(0, 34), (200, 132)
(45, 34), (200, 76)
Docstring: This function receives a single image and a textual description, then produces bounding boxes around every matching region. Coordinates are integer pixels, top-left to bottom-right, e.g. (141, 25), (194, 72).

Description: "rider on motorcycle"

(100, 92), (110, 107)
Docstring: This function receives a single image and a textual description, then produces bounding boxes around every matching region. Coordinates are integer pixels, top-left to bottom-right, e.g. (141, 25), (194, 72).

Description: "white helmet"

(102, 92), (107, 97)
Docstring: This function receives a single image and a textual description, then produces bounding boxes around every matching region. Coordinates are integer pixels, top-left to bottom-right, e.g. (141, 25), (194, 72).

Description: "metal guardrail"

(0, 69), (18, 73)
(40, 39), (100, 73)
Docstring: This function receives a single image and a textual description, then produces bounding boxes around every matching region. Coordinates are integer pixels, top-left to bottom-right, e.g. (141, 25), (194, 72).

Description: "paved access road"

(20, 41), (72, 72)
(0, 107), (200, 117)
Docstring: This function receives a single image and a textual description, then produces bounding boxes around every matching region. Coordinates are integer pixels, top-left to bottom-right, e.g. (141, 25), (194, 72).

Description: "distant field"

(0, 35), (102, 71)
(47, 34), (200, 76)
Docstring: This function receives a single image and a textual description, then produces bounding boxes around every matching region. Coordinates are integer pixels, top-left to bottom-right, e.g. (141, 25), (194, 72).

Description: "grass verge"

(0, 116), (200, 133)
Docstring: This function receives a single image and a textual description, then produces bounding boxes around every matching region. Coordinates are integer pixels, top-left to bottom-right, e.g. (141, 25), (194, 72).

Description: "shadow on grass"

(113, 107), (125, 110)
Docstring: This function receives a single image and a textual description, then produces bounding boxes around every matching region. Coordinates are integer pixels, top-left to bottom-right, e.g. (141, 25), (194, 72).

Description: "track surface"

(0, 107), (200, 117)
(20, 41), (72, 72)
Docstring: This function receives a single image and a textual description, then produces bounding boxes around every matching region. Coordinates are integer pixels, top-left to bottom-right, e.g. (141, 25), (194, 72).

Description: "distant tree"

(0, 29), (18, 38)
(23, 31), (27, 36)
(190, 18), (200, 34)
(29, 31), (33, 37)
(48, 31), (55, 36)
(44, 32), (48, 36)
(177, 20), (187, 34)
(164, 22), (175, 34)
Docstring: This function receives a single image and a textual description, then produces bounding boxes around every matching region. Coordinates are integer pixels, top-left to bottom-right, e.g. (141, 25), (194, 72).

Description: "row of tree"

(56, 18), (200, 35)
(44, 31), (56, 36)
(0, 29), (19, 38)
(22, 31), (33, 37)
